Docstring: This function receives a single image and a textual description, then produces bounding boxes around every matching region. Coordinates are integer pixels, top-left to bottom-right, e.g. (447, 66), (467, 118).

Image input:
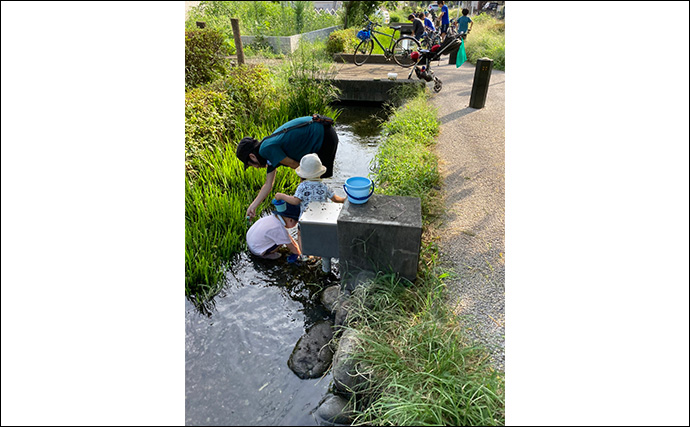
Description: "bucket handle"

(343, 182), (375, 201)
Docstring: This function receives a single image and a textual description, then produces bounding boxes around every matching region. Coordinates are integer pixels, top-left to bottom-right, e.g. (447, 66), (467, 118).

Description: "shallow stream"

(185, 104), (387, 426)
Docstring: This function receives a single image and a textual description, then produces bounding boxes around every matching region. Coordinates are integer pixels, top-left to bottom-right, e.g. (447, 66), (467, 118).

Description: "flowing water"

(185, 104), (387, 426)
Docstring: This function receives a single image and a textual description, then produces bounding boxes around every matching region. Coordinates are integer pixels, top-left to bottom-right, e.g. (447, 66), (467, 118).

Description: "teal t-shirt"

(457, 15), (472, 33)
(259, 116), (325, 174)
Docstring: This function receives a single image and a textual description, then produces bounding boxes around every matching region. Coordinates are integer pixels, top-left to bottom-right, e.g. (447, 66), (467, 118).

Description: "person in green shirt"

(236, 116), (339, 219)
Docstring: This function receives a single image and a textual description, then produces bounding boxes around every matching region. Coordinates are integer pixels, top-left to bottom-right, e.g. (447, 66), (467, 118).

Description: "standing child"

(274, 153), (345, 255)
(274, 153), (345, 217)
(438, 0), (450, 42)
(457, 8), (473, 37)
(246, 202), (302, 260)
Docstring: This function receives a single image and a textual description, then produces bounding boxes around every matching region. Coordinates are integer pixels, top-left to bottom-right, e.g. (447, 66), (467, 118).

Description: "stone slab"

(337, 194), (422, 287)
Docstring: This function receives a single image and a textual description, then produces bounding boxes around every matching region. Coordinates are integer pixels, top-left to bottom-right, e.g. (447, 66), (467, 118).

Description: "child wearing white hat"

(274, 153), (345, 259)
(274, 153), (345, 217)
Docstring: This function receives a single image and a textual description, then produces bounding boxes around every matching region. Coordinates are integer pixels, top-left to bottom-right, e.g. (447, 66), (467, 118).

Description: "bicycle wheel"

(392, 36), (422, 68)
(353, 39), (373, 66)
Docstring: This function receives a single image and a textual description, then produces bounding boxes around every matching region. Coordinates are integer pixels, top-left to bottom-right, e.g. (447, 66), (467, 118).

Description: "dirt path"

(425, 59), (506, 371)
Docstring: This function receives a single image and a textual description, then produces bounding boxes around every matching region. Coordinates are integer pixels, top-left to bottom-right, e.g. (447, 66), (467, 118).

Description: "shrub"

(185, 28), (231, 88)
(205, 64), (279, 133)
(184, 87), (233, 175)
(326, 28), (358, 55)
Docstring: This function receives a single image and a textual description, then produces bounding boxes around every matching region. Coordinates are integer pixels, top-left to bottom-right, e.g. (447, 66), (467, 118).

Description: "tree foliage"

(342, 0), (385, 29)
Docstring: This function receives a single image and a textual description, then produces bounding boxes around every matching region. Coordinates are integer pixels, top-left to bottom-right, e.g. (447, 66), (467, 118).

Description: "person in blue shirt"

(236, 116), (339, 219)
(457, 8), (473, 36)
(437, 0), (450, 42)
(423, 11), (436, 34)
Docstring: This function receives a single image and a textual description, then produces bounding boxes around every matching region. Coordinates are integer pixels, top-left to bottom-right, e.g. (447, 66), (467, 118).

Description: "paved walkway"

(426, 59), (506, 371)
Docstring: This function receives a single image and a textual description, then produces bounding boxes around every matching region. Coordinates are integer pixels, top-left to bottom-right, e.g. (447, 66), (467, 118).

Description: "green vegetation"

(373, 94), (442, 220)
(185, 36), (340, 309)
(186, 1), (339, 38)
(326, 28), (358, 56)
(464, 14), (505, 71)
(185, 28), (232, 88)
(345, 266), (505, 426)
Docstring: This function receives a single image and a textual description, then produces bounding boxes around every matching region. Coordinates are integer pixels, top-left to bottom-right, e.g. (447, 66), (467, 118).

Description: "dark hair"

(407, 14), (415, 20)
(462, 8), (470, 16)
(417, 12), (424, 19)
(235, 137), (264, 170)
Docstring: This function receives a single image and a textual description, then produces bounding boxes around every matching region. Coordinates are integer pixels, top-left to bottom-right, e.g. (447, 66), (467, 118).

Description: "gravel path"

(426, 58), (505, 371)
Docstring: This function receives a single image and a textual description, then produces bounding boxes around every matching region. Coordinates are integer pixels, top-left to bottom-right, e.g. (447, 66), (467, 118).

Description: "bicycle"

(353, 15), (422, 68)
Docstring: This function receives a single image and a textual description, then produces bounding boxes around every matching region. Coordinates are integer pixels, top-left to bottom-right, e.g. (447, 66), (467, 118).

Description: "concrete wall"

(329, 78), (424, 103)
(338, 195), (422, 287)
(241, 25), (341, 55)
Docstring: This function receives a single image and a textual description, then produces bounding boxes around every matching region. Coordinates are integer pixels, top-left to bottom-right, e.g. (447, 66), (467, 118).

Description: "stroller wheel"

(433, 77), (442, 93)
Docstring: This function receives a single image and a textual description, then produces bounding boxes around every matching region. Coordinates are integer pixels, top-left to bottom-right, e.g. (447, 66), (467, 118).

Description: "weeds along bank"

(464, 13), (505, 71)
(340, 95), (505, 425)
(185, 29), (339, 308)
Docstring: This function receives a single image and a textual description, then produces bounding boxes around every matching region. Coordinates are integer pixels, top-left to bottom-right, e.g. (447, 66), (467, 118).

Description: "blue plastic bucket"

(271, 198), (287, 212)
(344, 177), (375, 205)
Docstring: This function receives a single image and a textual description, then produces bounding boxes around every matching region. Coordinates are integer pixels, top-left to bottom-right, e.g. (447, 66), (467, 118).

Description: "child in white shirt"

(246, 202), (302, 260)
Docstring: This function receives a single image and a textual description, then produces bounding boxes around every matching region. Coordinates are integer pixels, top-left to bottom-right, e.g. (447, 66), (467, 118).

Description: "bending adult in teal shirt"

(236, 116), (339, 218)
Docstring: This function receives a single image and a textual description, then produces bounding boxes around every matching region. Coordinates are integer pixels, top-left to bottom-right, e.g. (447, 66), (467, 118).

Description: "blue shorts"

(441, 23), (449, 34)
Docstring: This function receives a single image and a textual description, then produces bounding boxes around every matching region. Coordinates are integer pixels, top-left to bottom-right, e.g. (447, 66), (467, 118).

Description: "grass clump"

(344, 249), (505, 426)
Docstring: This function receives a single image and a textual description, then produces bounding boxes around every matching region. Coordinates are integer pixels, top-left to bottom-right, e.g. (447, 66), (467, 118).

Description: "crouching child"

(246, 202), (302, 260)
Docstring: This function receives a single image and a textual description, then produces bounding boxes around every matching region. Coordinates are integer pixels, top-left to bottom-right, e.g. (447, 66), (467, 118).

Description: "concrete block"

(300, 202), (343, 258)
(337, 194), (422, 287)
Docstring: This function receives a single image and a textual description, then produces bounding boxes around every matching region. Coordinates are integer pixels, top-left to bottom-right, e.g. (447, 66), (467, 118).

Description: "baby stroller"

(407, 34), (463, 93)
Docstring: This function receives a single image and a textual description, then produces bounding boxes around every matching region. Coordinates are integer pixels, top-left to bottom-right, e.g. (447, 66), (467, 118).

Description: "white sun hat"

(295, 153), (327, 179)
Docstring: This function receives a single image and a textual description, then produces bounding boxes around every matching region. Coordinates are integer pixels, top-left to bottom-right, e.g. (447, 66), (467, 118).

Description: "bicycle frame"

(366, 25), (400, 57)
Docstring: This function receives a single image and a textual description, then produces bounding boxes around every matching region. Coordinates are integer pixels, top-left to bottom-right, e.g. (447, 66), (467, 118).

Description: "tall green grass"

(464, 14), (505, 71)
(373, 95), (442, 220)
(345, 254), (505, 426)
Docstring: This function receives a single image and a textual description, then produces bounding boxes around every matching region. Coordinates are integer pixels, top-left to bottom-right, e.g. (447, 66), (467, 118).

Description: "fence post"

(230, 18), (245, 66)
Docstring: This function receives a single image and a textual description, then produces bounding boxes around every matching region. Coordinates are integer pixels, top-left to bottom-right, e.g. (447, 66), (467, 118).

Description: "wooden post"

(230, 18), (245, 66)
